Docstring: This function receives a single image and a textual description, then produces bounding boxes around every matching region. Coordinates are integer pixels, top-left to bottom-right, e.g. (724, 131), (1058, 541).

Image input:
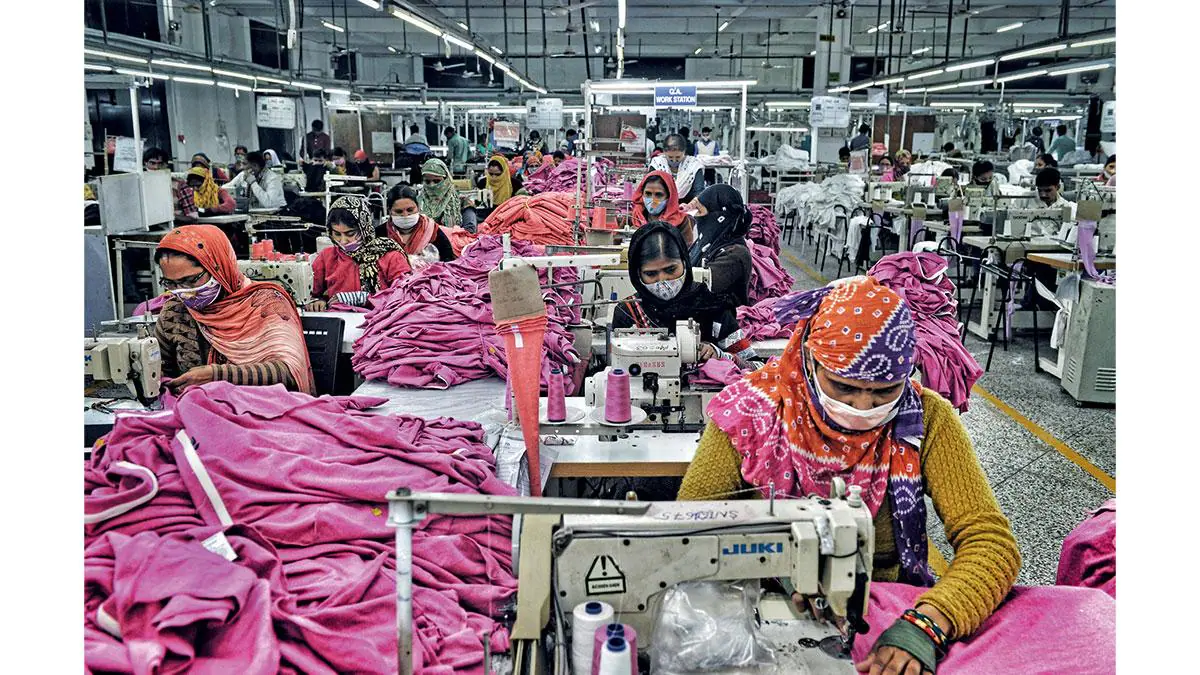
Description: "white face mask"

(811, 363), (903, 431)
(646, 276), (685, 301)
(392, 213), (420, 231)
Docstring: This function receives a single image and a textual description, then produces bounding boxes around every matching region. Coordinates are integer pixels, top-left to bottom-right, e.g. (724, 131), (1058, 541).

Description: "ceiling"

(205, 1), (1116, 88)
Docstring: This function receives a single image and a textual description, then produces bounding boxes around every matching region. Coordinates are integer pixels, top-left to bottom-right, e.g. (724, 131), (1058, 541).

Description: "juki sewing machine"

(994, 204), (1073, 240)
(84, 322), (162, 405)
(237, 259), (316, 305)
(387, 485), (875, 674)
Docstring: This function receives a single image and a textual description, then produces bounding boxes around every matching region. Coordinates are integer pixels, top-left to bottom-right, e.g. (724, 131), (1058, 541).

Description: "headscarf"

(690, 184), (751, 266)
(263, 149), (282, 168)
(328, 195), (405, 295)
(523, 151), (544, 176)
(186, 166), (221, 210)
(630, 171), (688, 228)
(624, 221), (732, 337)
(417, 158), (462, 229)
(485, 155), (515, 206)
(157, 225), (314, 395)
(894, 150), (913, 179)
(705, 276), (935, 586)
(650, 153), (704, 199)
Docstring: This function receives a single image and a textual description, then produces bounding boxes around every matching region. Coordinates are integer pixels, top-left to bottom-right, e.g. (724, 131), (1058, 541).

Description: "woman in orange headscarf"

(153, 225), (314, 395)
(630, 170), (692, 232)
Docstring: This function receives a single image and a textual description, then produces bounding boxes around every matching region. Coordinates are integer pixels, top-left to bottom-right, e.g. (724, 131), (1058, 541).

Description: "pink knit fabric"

(1056, 499), (1116, 598)
(748, 205), (781, 254)
(735, 296), (797, 341)
(84, 382), (517, 674)
(747, 241), (795, 304)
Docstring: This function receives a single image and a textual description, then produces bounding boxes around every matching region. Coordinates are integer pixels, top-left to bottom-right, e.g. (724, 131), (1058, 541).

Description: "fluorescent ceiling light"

(443, 33), (473, 50)
(997, 68), (1047, 83)
(116, 68), (169, 80)
(217, 81), (253, 92)
(469, 107), (527, 114)
(996, 22), (1024, 33)
(1071, 36), (1115, 48)
(719, 21), (730, 32)
(291, 81), (324, 90)
(907, 68), (944, 80)
(457, 22), (469, 31)
(1012, 102), (1063, 108)
(694, 47), (703, 55)
(875, 76), (905, 86)
(474, 48), (497, 64)
(829, 86), (851, 93)
(898, 87), (926, 94)
(747, 126), (808, 133)
(849, 102), (884, 109)
(84, 48), (147, 64)
(931, 102), (985, 108)
(374, 100), (435, 107)
(388, 46), (398, 53)
(848, 81), (874, 92)
(1048, 63), (1111, 76)
(867, 22), (889, 34)
(391, 9), (443, 37)
(321, 20), (344, 33)
(84, 64), (113, 71)
(324, 88), (351, 95)
(765, 101), (811, 108)
(357, 0), (381, 8)
(1000, 44), (1066, 61)
(809, 50), (817, 56)
(946, 58), (994, 72)
(256, 75), (290, 85)
(254, 88), (283, 93)
(212, 68), (256, 81)
(926, 78), (991, 92)
(619, 0), (627, 29)
(1036, 114), (1082, 121)
(492, 46), (503, 54)
(445, 101), (499, 107)
(151, 59), (212, 72)
(912, 47), (932, 55)
(172, 75), (215, 85)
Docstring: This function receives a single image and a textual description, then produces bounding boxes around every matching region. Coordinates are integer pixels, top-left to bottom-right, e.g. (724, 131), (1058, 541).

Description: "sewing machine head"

(84, 324), (162, 403)
(587, 321), (701, 416)
(866, 181), (907, 202)
(997, 205), (1071, 239)
(237, 259), (316, 305)
(517, 488), (875, 653)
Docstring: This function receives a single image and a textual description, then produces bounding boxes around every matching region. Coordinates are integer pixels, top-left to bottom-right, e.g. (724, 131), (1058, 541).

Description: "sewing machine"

(237, 259), (316, 305)
(995, 205), (1073, 239)
(387, 486), (875, 675)
(84, 323), (162, 404)
(865, 181), (907, 203)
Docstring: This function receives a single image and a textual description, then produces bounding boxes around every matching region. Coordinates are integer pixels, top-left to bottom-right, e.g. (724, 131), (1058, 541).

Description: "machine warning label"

(585, 555), (627, 595)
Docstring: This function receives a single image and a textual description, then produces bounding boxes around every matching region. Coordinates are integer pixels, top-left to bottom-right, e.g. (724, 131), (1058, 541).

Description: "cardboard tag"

(912, 205), (927, 221)
(202, 531), (238, 562)
(488, 265), (546, 322)
(1076, 199), (1103, 223)
(872, 200), (885, 215)
(949, 198), (964, 214)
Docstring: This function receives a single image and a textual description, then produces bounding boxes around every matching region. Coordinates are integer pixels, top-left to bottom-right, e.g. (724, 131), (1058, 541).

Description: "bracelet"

(901, 609), (948, 654)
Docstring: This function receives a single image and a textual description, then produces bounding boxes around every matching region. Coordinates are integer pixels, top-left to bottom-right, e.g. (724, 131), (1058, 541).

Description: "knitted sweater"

(677, 389), (1020, 639)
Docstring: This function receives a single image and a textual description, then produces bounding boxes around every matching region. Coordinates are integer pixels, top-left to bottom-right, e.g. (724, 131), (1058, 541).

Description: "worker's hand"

(241, 169), (257, 184)
(855, 645), (932, 675)
(305, 299), (328, 312)
(166, 366), (215, 394)
(698, 342), (718, 362)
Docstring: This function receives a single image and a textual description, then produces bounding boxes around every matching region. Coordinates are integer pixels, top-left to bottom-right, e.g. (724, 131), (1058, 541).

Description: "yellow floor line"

(780, 249), (832, 285)
(973, 384), (1116, 492)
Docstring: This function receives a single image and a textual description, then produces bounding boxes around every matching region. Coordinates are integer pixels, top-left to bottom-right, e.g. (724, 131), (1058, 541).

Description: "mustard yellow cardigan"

(677, 389), (1021, 639)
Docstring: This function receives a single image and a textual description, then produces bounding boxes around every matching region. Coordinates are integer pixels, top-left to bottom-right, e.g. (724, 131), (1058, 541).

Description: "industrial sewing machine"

(865, 181), (907, 204)
(994, 204), (1073, 239)
(388, 486), (875, 675)
(237, 259), (316, 305)
(84, 322), (162, 404)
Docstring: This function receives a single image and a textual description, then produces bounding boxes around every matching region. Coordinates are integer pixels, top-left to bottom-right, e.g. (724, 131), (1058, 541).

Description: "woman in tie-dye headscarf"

(679, 275), (1019, 675)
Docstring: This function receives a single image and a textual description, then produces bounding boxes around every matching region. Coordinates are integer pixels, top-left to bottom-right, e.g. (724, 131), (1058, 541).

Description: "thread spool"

(593, 623), (638, 674)
(623, 179), (634, 201)
(546, 368), (567, 422)
(597, 636), (632, 675)
(603, 368), (632, 424)
(571, 602), (614, 675)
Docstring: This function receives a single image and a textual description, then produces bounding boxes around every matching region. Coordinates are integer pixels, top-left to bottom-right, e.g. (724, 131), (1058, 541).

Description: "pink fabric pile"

(1056, 499), (1116, 598)
(747, 240), (796, 304)
(689, 359), (746, 388)
(352, 236), (581, 389)
(748, 204), (781, 253)
(856, 582), (1115, 674)
(869, 252), (982, 412)
(735, 295), (797, 342)
(522, 157), (615, 195)
(84, 382), (517, 674)
(478, 193), (579, 246)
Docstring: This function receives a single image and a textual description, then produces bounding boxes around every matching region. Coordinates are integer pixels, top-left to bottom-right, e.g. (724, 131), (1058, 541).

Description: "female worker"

(418, 158), (465, 230)
(878, 155), (895, 181)
(385, 183), (457, 265)
(1096, 154), (1115, 185)
(893, 149), (913, 180)
(330, 147), (349, 175)
(184, 166), (236, 216)
(306, 195), (411, 312)
(679, 277), (1020, 675)
(686, 184), (752, 308)
(630, 170), (690, 230)
(189, 153), (229, 182)
(476, 155), (526, 219)
(263, 149), (283, 170)
(153, 225), (315, 394)
(612, 221), (757, 367)
(650, 134), (706, 202)
(520, 150), (544, 178)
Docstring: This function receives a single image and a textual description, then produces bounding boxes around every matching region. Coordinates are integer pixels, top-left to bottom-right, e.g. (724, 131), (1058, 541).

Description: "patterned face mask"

(646, 276), (684, 301)
(643, 196), (666, 215)
(170, 277), (221, 309)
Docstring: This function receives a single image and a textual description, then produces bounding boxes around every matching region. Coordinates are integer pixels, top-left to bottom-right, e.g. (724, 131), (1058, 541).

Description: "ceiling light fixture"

(1048, 63), (1111, 76)
(442, 33), (472, 50)
(867, 21), (889, 34)
(898, 87), (927, 94)
(996, 22), (1024, 33)
(719, 21), (731, 32)
(84, 63), (113, 71)
(1070, 36), (1116, 49)
(765, 101), (811, 108)
(256, 75), (290, 85)
(217, 81), (253, 92)
(829, 86), (851, 93)
(387, 46), (398, 53)
(321, 20), (344, 33)
(931, 102), (985, 108)
(116, 68), (169, 80)
(1000, 44), (1066, 61)
(457, 22), (469, 31)
(694, 47), (703, 55)
(151, 59), (212, 72)
(1012, 102), (1063, 108)
(996, 69), (1048, 83)
(324, 88), (351, 95)
(291, 81), (325, 90)
(254, 88), (283, 93)
(945, 58), (994, 72)
(356, 0), (381, 8)
(907, 68), (945, 80)
(874, 76), (905, 86)
(474, 48), (497, 64)
(912, 47), (932, 55)
(809, 50), (817, 56)
(746, 126), (808, 133)
(618, 0), (627, 29)
(492, 46), (503, 54)
(848, 80), (875, 91)
(172, 75), (216, 85)
(84, 48), (147, 64)
(212, 69), (256, 81)
(391, 8), (443, 37)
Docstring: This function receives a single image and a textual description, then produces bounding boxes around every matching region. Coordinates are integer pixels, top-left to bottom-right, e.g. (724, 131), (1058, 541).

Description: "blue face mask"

(643, 196), (666, 215)
(667, 159), (682, 171)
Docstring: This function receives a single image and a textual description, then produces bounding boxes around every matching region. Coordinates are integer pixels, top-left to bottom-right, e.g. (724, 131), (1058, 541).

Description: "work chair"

(781, 209), (798, 247)
(962, 249), (1042, 372)
(936, 236), (983, 329)
(301, 316), (345, 396)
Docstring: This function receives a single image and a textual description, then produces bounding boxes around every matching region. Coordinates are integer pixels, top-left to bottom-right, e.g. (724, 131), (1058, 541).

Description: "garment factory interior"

(76, 0), (1129, 673)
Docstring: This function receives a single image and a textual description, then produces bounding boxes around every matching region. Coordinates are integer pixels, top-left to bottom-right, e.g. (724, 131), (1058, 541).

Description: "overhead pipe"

(961, 0), (971, 58)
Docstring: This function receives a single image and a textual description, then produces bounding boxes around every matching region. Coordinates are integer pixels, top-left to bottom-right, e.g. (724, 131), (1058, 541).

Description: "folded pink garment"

(1056, 499), (1116, 598)
(736, 295), (797, 341)
(870, 252), (982, 411)
(748, 205), (781, 254)
(84, 382), (519, 674)
(689, 359), (746, 388)
(522, 157), (615, 195)
(132, 294), (169, 317)
(855, 582), (1116, 674)
(352, 236), (581, 389)
(747, 241), (795, 304)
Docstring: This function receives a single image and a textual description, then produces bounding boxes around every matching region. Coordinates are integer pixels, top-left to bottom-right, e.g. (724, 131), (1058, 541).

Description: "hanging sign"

(256, 96), (296, 130)
(809, 96), (850, 127)
(1100, 101), (1116, 134)
(654, 85), (697, 108)
(492, 121), (521, 149)
(619, 123), (646, 154)
(112, 136), (142, 173)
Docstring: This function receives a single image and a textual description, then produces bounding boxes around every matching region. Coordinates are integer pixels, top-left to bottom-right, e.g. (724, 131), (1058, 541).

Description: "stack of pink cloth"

(352, 236), (581, 389)
(85, 382), (517, 674)
(869, 252), (982, 412)
(478, 193), (579, 246)
(735, 295), (797, 341)
(748, 204), (781, 254)
(522, 157), (615, 195)
(1056, 500), (1116, 598)
(747, 240), (796, 304)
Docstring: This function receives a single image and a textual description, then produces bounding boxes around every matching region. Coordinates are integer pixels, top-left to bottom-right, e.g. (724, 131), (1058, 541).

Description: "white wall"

(167, 82), (257, 167)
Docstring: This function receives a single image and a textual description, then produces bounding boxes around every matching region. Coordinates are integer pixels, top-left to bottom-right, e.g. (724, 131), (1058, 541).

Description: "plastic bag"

(650, 581), (777, 674)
